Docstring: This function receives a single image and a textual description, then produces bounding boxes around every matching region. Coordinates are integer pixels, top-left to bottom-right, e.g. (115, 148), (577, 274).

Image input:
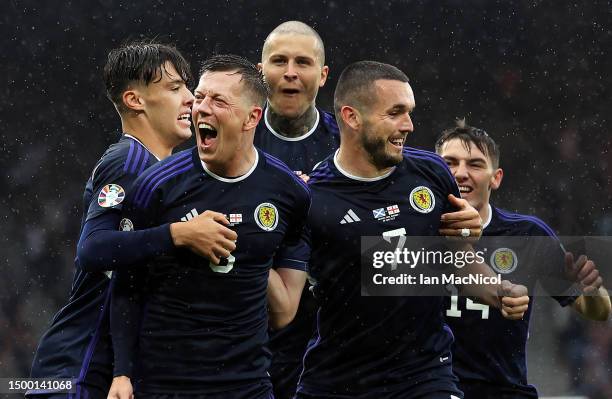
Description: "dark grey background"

(2, 1), (611, 397)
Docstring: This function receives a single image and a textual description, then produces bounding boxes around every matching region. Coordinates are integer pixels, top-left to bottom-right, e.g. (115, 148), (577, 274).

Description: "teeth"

(459, 186), (471, 193)
(198, 122), (216, 131)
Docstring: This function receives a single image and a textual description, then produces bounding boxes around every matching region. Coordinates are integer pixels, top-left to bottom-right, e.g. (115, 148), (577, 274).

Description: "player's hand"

(295, 171), (310, 183)
(565, 252), (602, 295)
(107, 376), (133, 399)
(170, 210), (238, 264)
(498, 280), (529, 320)
(439, 194), (482, 240)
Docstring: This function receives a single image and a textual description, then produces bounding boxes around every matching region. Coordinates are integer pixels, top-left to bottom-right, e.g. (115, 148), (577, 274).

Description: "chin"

(278, 107), (302, 119)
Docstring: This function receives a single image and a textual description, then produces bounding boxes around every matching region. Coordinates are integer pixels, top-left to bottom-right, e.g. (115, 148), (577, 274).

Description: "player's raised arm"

(77, 208), (238, 272)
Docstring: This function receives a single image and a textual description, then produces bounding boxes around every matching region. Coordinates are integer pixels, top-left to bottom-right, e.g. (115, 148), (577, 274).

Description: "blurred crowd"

(2, 0), (610, 396)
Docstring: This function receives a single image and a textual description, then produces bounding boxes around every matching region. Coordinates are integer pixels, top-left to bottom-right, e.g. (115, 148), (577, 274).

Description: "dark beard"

(360, 131), (403, 170)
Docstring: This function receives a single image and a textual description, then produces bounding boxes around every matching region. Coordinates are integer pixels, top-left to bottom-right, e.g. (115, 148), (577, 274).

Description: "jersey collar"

(482, 203), (493, 230)
(200, 148), (259, 183)
(333, 149), (396, 182)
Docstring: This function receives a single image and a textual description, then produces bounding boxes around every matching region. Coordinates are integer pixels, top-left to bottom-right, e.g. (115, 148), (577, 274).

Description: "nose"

(283, 60), (298, 80)
(399, 113), (414, 134)
(193, 96), (212, 117)
(184, 88), (194, 107)
(454, 161), (469, 181)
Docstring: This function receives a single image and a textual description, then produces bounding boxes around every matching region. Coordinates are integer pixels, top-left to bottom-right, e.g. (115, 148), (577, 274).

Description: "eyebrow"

(194, 89), (227, 101)
(270, 53), (316, 61)
(443, 155), (487, 164)
(166, 78), (185, 85)
(388, 104), (414, 113)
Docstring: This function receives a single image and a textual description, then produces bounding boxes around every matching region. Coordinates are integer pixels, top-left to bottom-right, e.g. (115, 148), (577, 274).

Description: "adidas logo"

(181, 208), (199, 221)
(340, 209), (361, 224)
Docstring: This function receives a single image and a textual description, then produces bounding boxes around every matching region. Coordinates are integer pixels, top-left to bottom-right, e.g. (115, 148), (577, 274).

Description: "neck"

(336, 141), (394, 178)
(267, 105), (318, 138)
(205, 145), (257, 178)
(121, 117), (174, 159)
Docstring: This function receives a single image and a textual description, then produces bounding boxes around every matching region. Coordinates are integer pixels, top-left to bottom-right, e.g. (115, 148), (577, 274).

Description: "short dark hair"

(103, 40), (192, 112)
(199, 54), (269, 107)
(334, 61), (410, 119)
(435, 119), (500, 168)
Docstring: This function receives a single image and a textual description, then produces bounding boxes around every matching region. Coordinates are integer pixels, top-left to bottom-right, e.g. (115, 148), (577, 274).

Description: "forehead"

(440, 138), (489, 161)
(147, 61), (180, 85)
(264, 33), (321, 60)
(372, 79), (415, 110)
(195, 71), (243, 96)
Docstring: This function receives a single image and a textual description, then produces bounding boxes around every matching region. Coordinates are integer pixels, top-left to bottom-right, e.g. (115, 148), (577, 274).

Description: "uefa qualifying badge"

(98, 184), (125, 208)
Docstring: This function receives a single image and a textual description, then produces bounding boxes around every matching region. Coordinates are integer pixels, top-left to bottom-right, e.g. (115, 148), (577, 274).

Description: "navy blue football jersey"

(254, 107), (339, 399)
(111, 147), (311, 397)
(254, 107), (340, 175)
(444, 204), (577, 398)
(297, 148), (464, 398)
(29, 135), (157, 398)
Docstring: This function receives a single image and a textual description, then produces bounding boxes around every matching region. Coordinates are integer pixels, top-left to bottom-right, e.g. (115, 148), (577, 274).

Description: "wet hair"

(103, 40), (192, 112)
(199, 54), (269, 107)
(435, 119), (500, 168)
(262, 20), (325, 65)
(333, 60), (410, 120)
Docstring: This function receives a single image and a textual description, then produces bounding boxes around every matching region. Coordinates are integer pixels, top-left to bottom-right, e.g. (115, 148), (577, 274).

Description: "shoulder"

(492, 206), (558, 237)
(308, 154), (338, 185)
(131, 148), (196, 208)
(260, 150), (310, 197)
(319, 109), (340, 136)
(92, 135), (155, 181)
(403, 147), (450, 173)
(402, 147), (455, 184)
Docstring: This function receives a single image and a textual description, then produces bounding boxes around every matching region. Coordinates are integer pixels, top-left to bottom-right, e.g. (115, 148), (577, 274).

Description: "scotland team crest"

(409, 186), (435, 213)
(98, 184), (125, 208)
(490, 248), (518, 274)
(255, 202), (278, 231)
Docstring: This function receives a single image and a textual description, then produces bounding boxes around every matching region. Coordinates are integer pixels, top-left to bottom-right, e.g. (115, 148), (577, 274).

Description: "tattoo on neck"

(268, 106), (318, 138)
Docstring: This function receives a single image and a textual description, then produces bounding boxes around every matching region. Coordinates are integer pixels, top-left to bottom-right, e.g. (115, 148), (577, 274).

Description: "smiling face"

(259, 33), (328, 118)
(192, 70), (259, 170)
(357, 79), (415, 169)
(438, 138), (503, 212)
(137, 62), (194, 146)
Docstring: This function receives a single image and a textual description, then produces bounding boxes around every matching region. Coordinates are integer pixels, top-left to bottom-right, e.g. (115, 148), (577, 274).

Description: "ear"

(244, 106), (263, 131)
(257, 62), (263, 72)
(122, 88), (145, 112)
(319, 65), (329, 87)
(490, 168), (504, 191)
(340, 105), (361, 130)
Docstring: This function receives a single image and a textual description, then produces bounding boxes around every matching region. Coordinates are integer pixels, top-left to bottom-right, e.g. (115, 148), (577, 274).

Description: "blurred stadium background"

(1, 0), (610, 397)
